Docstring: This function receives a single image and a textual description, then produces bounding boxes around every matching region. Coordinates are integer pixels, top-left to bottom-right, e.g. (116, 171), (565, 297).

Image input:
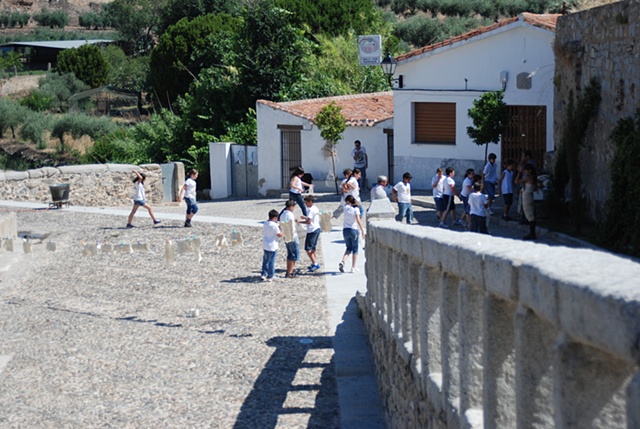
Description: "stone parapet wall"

(0, 164), (162, 207)
(554, 0), (640, 222)
(362, 199), (640, 428)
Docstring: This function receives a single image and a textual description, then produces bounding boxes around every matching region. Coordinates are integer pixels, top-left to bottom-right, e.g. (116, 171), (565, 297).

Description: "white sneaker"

(454, 219), (465, 225)
(438, 222), (449, 228)
(350, 267), (359, 273)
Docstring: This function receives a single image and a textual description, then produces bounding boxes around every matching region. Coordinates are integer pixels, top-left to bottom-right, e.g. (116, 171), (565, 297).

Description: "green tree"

(33, 10), (69, 28)
(150, 13), (241, 103)
(158, 0), (242, 34)
(315, 102), (346, 194)
(102, 45), (150, 92)
(0, 98), (30, 138)
(105, 0), (163, 54)
(57, 44), (109, 88)
(466, 90), (509, 161)
(0, 51), (24, 76)
(275, 0), (384, 36)
(51, 113), (118, 152)
(237, 0), (313, 104)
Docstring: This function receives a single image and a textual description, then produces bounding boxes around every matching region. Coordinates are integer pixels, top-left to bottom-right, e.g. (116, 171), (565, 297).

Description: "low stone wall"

(0, 164), (162, 207)
(362, 199), (640, 428)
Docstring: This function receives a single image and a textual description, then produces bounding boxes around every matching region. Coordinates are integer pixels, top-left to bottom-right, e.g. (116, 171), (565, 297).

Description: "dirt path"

(0, 74), (42, 97)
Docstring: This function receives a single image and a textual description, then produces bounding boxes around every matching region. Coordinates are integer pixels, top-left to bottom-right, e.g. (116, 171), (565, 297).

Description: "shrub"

(19, 111), (52, 148)
(394, 16), (440, 47)
(83, 128), (144, 164)
(39, 72), (90, 112)
(51, 113), (119, 151)
(19, 89), (54, 112)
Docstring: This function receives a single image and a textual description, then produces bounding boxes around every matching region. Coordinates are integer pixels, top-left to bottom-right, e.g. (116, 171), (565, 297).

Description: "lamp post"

(381, 51), (403, 88)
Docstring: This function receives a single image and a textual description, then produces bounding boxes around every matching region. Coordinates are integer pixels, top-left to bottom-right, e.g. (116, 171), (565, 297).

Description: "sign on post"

(358, 35), (382, 66)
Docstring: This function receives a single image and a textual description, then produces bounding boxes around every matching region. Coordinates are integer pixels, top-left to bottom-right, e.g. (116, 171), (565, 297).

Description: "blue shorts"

(343, 228), (359, 254)
(286, 238), (299, 261)
(134, 200), (146, 206)
(434, 197), (445, 212)
(485, 181), (496, 201)
(304, 229), (321, 251)
(461, 195), (470, 214)
(185, 197), (199, 214)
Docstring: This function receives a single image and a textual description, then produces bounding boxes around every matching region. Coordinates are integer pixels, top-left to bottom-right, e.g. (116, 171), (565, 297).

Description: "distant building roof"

(396, 13), (560, 63)
(0, 40), (113, 50)
(257, 92), (393, 127)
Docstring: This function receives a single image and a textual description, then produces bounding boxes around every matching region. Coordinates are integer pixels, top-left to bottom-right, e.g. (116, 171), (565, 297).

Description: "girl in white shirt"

(126, 170), (160, 228)
(179, 169), (199, 227)
(339, 195), (366, 273)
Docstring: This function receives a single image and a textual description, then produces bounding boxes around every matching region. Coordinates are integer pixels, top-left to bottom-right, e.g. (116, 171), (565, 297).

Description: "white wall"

(257, 102), (392, 196)
(394, 23), (556, 189)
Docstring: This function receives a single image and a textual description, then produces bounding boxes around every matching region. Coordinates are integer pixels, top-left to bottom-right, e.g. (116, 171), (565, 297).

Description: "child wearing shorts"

(301, 195), (322, 272)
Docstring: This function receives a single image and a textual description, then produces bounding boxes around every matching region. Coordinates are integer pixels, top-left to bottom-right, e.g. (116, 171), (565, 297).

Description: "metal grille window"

(280, 129), (301, 188)
(414, 102), (456, 144)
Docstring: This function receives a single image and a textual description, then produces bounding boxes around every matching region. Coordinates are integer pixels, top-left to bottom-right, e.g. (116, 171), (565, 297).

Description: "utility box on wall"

(161, 162), (185, 202)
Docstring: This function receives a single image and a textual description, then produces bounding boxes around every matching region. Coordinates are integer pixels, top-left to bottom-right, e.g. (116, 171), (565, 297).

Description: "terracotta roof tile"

(397, 13), (560, 62)
(257, 92), (393, 127)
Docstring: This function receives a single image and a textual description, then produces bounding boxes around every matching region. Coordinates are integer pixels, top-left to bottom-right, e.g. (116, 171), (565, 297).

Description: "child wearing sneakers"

(459, 168), (475, 229)
(440, 167), (464, 228)
(179, 169), (199, 227)
(339, 195), (366, 273)
(279, 200), (300, 279)
(262, 209), (283, 282)
(301, 195), (322, 272)
(126, 170), (161, 228)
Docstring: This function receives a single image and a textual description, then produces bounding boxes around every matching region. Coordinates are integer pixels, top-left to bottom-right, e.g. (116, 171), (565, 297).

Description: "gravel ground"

(0, 205), (339, 429)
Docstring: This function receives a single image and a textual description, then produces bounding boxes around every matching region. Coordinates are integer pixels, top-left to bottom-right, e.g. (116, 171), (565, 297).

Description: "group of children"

(126, 168), (200, 229)
(261, 194), (323, 282)
(430, 152), (534, 236)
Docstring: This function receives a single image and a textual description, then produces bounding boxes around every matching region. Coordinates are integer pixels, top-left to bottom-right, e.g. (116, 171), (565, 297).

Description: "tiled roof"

(396, 13), (560, 62)
(257, 92), (393, 127)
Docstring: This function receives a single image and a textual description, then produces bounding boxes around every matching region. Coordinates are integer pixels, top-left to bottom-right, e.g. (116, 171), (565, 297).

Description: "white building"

(392, 13), (559, 188)
(256, 92), (393, 196)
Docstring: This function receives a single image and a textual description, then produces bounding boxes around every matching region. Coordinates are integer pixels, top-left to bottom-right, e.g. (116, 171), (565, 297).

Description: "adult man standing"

(370, 175), (389, 201)
(351, 140), (368, 191)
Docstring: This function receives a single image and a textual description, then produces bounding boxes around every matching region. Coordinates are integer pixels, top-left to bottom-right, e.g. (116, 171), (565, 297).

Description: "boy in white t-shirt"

(262, 209), (283, 282)
(301, 195), (322, 272)
(392, 172), (414, 224)
(279, 200), (300, 279)
(468, 182), (489, 234)
(431, 168), (445, 221)
(440, 167), (464, 228)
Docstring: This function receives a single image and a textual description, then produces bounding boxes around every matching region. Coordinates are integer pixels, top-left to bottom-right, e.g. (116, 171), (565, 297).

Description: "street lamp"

(381, 51), (403, 88)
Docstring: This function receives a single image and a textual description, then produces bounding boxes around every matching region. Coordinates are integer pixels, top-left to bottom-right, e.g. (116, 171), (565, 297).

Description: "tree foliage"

(38, 72), (90, 113)
(597, 108), (640, 257)
(0, 51), (24, 76)
(0, 98), (29, 139)
(105, 0), (163, 54)
(101, 45), (150, 92)
(51, 113), (119, 151)
(150, 13), (241, 103)
(274, 0), (384, 36)
(158, 0), (242, 34)
(33, 9), (69, 28)
(57, 44), (109, 88)
(315, 102), (346, 193)
(467, 90), (508, 160)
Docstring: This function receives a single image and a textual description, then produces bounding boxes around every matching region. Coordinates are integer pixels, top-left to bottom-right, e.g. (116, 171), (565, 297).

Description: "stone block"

(4, 171), (28, 181)
(106, 163), (138, 173)
(27, 169), (43, 179)
(58, 164), (108, 175)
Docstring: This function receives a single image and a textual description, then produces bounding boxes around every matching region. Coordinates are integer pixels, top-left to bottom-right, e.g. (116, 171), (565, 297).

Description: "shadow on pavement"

(234, 336), (339, 429)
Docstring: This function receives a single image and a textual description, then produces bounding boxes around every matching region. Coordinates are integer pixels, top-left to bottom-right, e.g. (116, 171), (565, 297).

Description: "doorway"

(502, 105), (546, 167)
(280, 129), (302, 189)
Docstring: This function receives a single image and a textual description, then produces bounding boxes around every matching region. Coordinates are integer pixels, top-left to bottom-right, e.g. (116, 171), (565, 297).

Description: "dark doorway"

(502, 105), (546, 167)
(281, 130), (302, 189)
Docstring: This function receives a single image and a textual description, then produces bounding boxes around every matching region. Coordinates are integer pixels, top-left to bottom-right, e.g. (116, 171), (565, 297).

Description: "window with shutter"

(414, 102), (456, 144)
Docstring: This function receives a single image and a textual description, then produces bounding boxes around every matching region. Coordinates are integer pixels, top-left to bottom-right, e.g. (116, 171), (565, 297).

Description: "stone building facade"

(554, 0), (640, 223)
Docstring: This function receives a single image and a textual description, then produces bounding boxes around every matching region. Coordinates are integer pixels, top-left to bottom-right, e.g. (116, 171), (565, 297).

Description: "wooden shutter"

(414, 102), (456, 144)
